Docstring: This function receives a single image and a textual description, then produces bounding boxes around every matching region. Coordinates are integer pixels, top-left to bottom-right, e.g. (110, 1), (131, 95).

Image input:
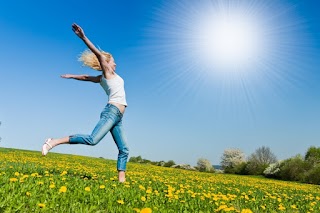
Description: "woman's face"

(108, 57), (116, 71)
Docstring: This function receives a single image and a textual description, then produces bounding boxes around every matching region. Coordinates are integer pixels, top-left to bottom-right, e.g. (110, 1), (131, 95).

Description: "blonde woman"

(42, 23), (129, 182)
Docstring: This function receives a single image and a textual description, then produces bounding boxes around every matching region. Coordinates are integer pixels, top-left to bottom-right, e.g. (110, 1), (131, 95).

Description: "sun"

(146, 0), (307, 97)
(193, 10), (263, 71)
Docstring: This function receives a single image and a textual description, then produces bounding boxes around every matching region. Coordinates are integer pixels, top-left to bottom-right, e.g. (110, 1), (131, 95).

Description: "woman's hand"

(61, 74), (74, 79)
(72, 23), (85, 39)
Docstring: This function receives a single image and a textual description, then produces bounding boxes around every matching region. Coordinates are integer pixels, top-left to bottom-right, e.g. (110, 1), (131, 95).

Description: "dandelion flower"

(60, 171), (67, 176)
(117, 200), (124, 204)
(38, 203), (45, 208)
(278, 205), (286, 211)
(241, 209), (253, 213)
(26, 192), (31, 196)
(59, 186), (67, 193)
(9, 178), (18, 182)
(139, 185), (146, 190)
(291, 205), (297, 209)
(141, 196), (146, 202)
(85, 187), (91, 192)
(99, 185), (105, 189)
(140, 208), (152, 213)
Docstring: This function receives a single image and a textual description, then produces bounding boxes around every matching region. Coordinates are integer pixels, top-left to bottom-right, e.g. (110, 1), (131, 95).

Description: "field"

(0, 148), (319, 213)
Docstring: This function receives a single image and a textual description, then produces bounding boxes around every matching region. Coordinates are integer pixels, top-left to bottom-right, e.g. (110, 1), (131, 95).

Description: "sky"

(0, 0), (319, 166)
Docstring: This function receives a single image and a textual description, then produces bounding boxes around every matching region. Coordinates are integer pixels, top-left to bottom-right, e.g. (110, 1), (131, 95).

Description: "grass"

(0, 147), (319, 213)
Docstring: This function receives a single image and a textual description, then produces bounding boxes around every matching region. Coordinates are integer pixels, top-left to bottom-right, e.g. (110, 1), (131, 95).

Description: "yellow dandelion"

(278, 205), (286, 211)
(140, 208), (152, 213)
(49, 184), (55, 189)
(141, 196), (146, 202)
(241, 209), (253, 213)
(59, 186), (67, 193)
(26, 192), (31, 196)
(215, 205), (228, 212)
(14, 172), (20, 176)
(38, 203), (45, 208)
(31, 173), (38, 177)
(291, 205), (297, 209)
(117, 199), (124, 204)
(9, 178), (18, 182)
(225, 207), (235, 212)
(139, 185), (146, 190)
(60, 171), (67, 176)
(99, 185), (105, 189)
(85, 187), (91, 192)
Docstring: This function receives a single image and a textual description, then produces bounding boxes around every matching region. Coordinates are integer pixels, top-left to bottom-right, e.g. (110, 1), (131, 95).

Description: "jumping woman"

(42, 23), (129, 182)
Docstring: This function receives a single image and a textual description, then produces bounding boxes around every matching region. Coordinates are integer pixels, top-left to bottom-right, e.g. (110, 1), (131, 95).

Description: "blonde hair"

(79, 50), (112, 71)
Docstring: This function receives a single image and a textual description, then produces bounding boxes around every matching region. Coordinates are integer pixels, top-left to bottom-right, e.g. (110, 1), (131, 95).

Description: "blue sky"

(0, 0), (319, 165)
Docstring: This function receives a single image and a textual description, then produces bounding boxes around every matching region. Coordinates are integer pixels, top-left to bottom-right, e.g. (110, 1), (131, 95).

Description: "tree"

(278, 155), (309, 181)
(305, 146), (320, 166)
(164, 160), (175, 167)
(220, 149), (246, 173)
(197, 158), (214, 172)
(246, 146), (277, 175)
(129, 155), (143, 163)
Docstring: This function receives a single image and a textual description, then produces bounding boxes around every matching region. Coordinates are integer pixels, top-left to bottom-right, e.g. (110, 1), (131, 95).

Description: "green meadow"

(0, 148), (319, 213)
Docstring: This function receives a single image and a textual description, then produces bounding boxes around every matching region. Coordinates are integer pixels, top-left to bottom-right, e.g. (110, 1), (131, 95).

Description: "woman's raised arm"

(72, 23), (110, 73)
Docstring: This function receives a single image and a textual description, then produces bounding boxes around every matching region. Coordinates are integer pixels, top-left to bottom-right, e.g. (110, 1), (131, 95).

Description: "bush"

(234, 162), (249, 175)
(197, 158), (214, 172)
(278, 155), (309, 182)
(246, 161), (269, 175)
(246, 146), (277, 175)
(263, 161), (283, 179)
(305, 164), (320, 185)
(221, 149), (246, 173)
(305, 146), (320, 166)
(164, 160), (175, 167)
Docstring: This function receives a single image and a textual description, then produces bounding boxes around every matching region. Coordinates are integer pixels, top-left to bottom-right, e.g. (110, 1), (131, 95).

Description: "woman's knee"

(84, 136), (100, 146)
(119, 146), (129, 157)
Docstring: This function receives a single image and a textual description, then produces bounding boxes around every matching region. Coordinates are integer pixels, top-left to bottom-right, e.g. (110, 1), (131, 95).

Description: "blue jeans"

(69, 104), (129, 171)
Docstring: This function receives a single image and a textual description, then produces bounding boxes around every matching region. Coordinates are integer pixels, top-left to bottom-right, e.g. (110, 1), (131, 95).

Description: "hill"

(0, 147), (319, 212)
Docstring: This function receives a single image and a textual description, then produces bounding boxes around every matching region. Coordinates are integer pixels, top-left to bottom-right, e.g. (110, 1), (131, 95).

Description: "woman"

(42, 23), (129, 182)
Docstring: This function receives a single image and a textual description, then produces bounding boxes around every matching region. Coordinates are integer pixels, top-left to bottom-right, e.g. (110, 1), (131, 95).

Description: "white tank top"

(100, 74), (127, 106)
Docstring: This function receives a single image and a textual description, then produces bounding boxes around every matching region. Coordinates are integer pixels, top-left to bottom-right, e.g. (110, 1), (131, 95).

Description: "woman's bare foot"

(118, 171), (126, 182)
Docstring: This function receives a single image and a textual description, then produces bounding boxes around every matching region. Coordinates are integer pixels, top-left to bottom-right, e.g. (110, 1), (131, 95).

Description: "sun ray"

(142, 0), (313, 117)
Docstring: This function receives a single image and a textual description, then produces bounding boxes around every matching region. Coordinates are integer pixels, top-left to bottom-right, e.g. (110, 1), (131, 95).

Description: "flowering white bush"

(263, 160), (283, 177)
(220, 149), (246, 169)
(197, 158), (213, 172)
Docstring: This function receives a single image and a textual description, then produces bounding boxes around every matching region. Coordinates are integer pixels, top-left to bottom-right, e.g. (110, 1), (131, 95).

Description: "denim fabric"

(69, 104), (129, 171)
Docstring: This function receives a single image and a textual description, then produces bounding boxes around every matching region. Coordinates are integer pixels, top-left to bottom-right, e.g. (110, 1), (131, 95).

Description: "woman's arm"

(72, 23), (110, 74)
(61, 74), (101, 83)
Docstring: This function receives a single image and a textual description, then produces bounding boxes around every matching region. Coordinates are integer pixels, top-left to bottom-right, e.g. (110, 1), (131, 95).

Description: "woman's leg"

(110, 120), (129, 182)
(43, 105), (119, 154)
